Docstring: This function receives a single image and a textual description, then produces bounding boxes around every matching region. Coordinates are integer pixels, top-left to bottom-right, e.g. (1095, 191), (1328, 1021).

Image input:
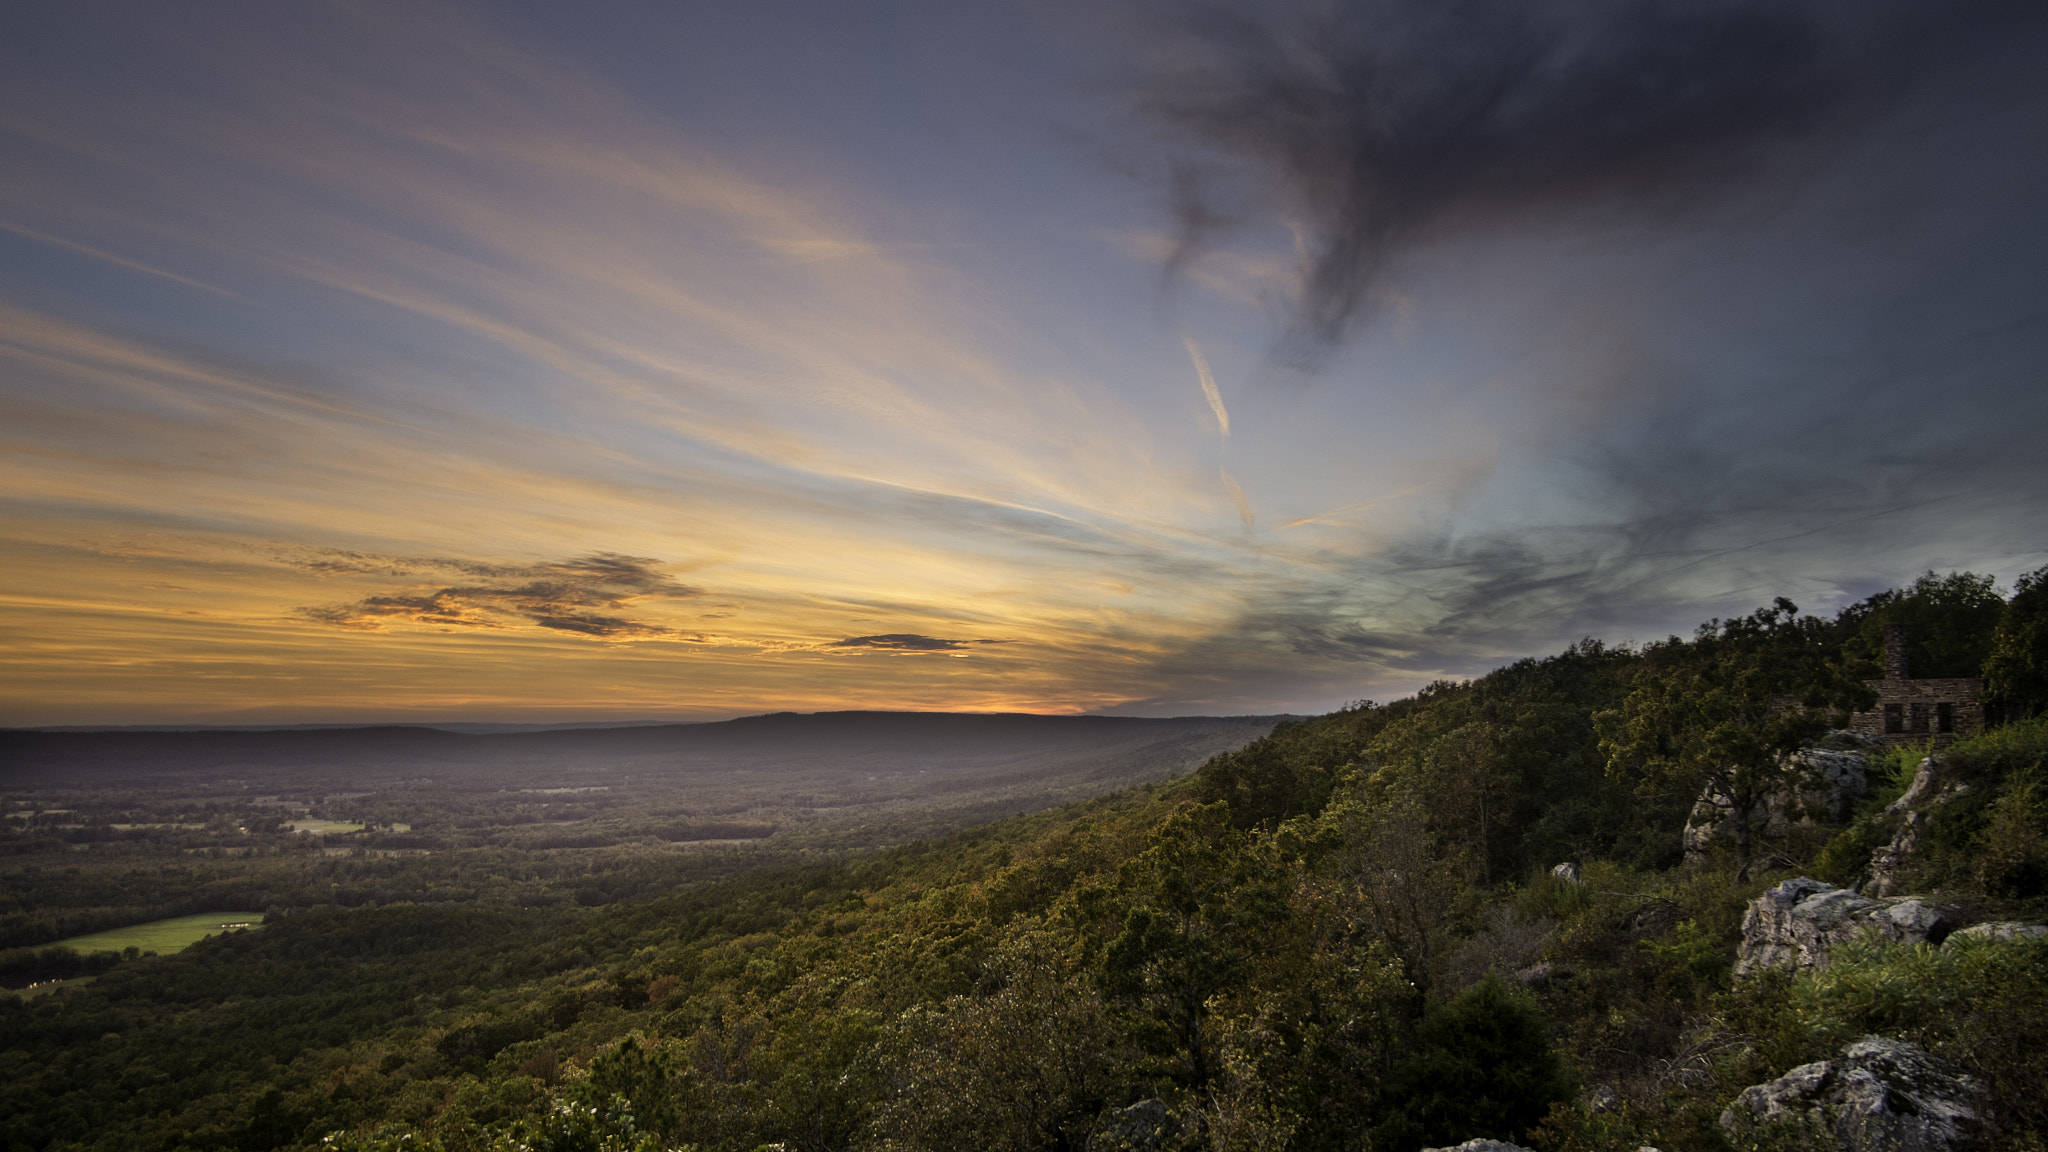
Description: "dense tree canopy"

(1987, 564), (2048, 719)
(1839, 570), (2007, 680)
(1596, 599), (1873, 880)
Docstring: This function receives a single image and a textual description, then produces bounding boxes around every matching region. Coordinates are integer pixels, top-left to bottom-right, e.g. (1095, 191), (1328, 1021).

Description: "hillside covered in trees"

(4, 569), (2048, 1152)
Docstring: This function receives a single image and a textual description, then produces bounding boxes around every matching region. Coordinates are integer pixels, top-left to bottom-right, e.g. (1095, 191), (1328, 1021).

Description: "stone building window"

(1938, 702), (1954, 733)
(1884, 703), (1904, 734)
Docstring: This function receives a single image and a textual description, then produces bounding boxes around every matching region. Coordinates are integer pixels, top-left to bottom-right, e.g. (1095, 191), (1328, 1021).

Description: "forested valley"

(4, 571), (2048, 1152)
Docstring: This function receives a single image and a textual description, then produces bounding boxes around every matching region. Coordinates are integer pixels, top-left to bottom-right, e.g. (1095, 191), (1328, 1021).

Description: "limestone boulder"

(1945, 921), (2048, 945)
(1685, 746), (1871, 866)
(1869, 757), (1973, 897)
(1420, 1142), (1535, 1152)
(1721, 1036), (1988, 1152)
(1091, 1099), (1180, 1151)
(1735, 878), (1950, 975)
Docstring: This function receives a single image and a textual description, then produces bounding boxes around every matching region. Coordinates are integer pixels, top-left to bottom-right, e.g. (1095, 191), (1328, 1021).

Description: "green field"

(53, 912), (267, 955)
(288, 819), (364, 834)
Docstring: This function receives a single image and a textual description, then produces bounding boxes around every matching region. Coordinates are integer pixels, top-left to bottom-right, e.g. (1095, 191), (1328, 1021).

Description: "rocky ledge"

(1946, 921), (2048, 943)
(1722, 1036), (1988, 1152)
(1685, 744), (1873, 866)
(1735, 878), (1949, 975)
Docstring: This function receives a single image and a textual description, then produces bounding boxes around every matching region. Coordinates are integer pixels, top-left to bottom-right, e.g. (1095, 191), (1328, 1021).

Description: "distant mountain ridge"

(0, 711), (1299, 784)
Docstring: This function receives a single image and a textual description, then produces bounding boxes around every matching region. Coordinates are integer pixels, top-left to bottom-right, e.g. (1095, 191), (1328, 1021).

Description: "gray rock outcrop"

(1420, 1142), (1535, 1152)
(1721, 1036), (1988, 1152)
(1736, 878), (1949, 974)
(1092, 1099), (1180, 1150)
(1685, 745), (1871, 866)
(1945, 921), (2048, 945)
(1869, 757), (1972, 897)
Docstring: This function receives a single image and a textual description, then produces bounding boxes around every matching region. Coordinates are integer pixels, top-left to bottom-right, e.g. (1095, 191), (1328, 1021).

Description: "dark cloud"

(1216, 470), (2048, 693)
(827, 634), (1014, 652)
(1132, 0), (2042, 364)
(1094, 0), (2048, 709)
(298, 552), (707, 640)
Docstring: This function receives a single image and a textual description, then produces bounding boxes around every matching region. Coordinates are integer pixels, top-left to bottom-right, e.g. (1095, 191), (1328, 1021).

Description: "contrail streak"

(1185, 337), (1230, 439)
(1221, 467), (1254, 534)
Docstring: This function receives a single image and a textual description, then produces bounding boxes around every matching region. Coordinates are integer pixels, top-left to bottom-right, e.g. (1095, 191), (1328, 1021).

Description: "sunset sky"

(4, 0), (2047, 726)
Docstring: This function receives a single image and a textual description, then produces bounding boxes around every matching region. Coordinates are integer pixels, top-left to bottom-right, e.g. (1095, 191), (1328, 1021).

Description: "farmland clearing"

(53, 912), (267, 955)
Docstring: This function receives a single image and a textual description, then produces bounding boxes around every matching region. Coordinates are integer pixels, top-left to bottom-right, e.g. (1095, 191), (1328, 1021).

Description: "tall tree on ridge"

(1986, 565), (2048, 721)
(1597, 599), (1873, 882)
(1837, 570), (2005, 680)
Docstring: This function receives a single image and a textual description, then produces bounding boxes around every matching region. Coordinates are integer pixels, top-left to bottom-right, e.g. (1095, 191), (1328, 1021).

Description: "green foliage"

(1975, 766), (2048, 898)
(1987, 564), (2048, 718)
(323, 1130), (450, 1152)
(572, 1037), (691, 1145)
(872, 930), (1128, 1152)
(1809, 816), (1890, 888)
(1320, 795), (1465, 996)
(1527, 1099), (1657, 1152)
(1873, 739), (1932, 802)
(0, 943), (123, 988)
(1598, 599), (1872, 879)
(1371, 974), (1577, 1151)
(493, 1095), (676, 1152)
(1839, 570), (2006, 679)
(1642, 919), (1730, 990)
(1189, 704), (1406, 830)
(1360, 642), (1657, 876)
(1102, 802), (1293, 1090)
(1945, 936), (2048, 1142)
(1788, 939), (1963, 1048)
(1782, 934), (2048, 1141)
(1905, 714), (2048, 893)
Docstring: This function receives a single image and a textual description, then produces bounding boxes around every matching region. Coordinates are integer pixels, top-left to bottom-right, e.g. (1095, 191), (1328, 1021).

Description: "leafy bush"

(1788, 939), (1962, 1049)
(1944, 713), (2048, 775)
(1975, 767), (2048, 898)
(1371, 974), (1577, 1151)
(1871, 740), (1933, 804)
(1810, 817), (1889, 888)
(1985, 563), (2048, 718)
(1642, 919), (1731, 991)
(1784, 935), (2048, 1142)
(1910, 716), (2048, 893)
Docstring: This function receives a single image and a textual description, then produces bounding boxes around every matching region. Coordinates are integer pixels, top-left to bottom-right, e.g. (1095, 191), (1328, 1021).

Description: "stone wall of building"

(1848, 677), (1986, 745)
(1882, 623), (1909, 681)
(1846, 624), (1987, 747)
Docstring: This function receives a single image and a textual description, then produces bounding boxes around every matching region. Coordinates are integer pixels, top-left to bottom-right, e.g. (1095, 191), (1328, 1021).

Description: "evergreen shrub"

(1371, 974), (1576, 1151)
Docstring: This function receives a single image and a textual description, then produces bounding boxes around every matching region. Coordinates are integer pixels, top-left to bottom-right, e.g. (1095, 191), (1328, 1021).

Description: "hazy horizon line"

(7, 709), (1313, 735)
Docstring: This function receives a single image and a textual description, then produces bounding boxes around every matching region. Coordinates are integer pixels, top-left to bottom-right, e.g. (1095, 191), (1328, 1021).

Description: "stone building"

(1847, 624), (1985, 746)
